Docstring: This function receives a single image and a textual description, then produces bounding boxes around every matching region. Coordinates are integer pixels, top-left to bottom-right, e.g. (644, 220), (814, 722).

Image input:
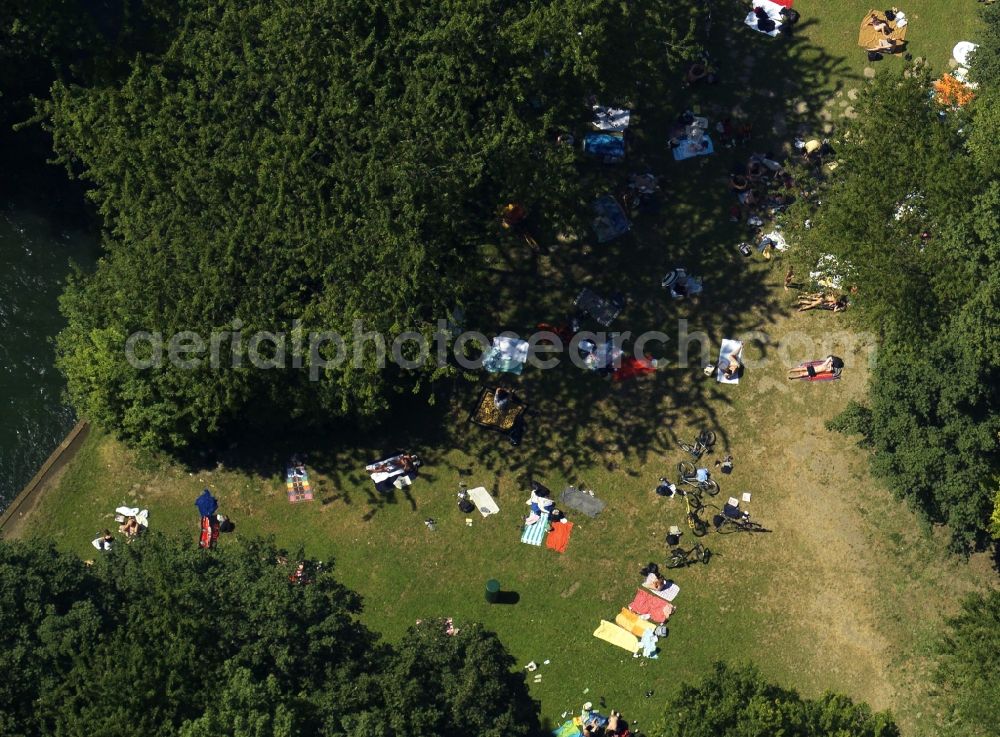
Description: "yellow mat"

(615, 608), (656, 638)
(593, 619), (640, 654)
(858, 10), (907, 50)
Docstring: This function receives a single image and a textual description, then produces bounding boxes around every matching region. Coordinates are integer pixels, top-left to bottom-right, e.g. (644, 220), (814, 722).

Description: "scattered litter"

(465, 518), (473, 526)
(742, 492), (752, 503)
(583, 688), (590, 694)
(561, 712), (568, 719)
(543, 659), (551, 665)
(525, 661), (538, 672)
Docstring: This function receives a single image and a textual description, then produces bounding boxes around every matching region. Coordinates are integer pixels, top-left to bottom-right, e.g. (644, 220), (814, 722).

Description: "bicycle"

(677, 461), (720, 496)
(683, 490), (708, 537)
(678, 429), (716, 460)
(713, 511), (770, 534)
(665, 542), (711, 568)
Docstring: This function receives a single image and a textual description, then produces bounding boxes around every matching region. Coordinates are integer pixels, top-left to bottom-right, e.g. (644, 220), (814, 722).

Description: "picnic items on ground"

(483, 335), (530, 374)
(366, 453), (421, 492)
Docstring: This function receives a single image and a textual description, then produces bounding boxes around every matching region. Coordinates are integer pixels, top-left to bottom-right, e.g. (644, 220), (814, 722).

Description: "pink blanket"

(628, 587), (676, 623)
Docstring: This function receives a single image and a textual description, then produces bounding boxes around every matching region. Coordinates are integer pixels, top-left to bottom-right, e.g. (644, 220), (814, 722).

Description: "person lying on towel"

(640, 562), (670, 592)
(787, 355), (843, 379)
(525, 481), (554, 521)
(718, 343), (744, 380)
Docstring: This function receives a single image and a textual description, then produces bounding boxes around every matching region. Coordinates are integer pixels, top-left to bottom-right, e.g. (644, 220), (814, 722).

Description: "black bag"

(738, 242), (753, 257)
(458, 498), (475, 514)
(867, 50), (883, 62)
(782, 8), (800, 24)
(884, 10), (896, 21)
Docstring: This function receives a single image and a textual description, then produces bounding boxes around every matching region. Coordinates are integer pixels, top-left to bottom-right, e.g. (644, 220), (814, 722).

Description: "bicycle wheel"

(665, 551), (686, 569)
(685, 490), (705, 512)
(714, 515), (735, 534)
(678, 461), (695, 478)
(689, 514), (708, 537)
(700, 479), (720, 496)
(698, 429), (716, 448)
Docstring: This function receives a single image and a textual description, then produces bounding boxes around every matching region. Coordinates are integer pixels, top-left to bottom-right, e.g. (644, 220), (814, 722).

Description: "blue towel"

(672, 135), (715, 160)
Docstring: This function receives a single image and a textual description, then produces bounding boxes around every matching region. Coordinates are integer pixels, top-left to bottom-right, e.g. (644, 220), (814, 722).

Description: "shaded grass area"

(19, 2), (993, 736)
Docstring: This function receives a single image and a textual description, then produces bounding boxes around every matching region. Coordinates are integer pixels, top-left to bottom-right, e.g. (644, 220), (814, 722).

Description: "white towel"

(468, 486), (500, 517)
(716, 339), (744, 384)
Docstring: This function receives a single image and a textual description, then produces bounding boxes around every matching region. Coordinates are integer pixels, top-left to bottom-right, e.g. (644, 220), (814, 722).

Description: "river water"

(0, 203), (99, 510)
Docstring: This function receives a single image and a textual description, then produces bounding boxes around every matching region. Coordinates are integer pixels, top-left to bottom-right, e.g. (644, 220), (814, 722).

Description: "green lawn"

(18, 2), (994, 735)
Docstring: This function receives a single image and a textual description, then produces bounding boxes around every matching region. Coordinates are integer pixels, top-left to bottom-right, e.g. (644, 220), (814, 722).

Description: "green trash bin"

(485, 578), (501, 603)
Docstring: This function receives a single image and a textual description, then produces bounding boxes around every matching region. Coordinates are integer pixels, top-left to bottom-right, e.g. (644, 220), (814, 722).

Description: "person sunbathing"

(719, 344), (743, 380)
(787, 355), (840, 379)
(796, 293), (848, 311)
(494, 387), (512, 410)
(872, 37), (903, 52)
(119, 516), (140, 538)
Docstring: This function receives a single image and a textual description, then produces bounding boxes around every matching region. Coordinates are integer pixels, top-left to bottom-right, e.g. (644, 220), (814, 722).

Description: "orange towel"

(545, 520), (574, 553)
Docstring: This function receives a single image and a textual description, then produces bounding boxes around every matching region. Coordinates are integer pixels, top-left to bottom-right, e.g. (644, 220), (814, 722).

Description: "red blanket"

(199, 516), (219, 549)
(628, 588), (675, 623)
(612, 356), (656, 382)
(545, 521), (574, 553)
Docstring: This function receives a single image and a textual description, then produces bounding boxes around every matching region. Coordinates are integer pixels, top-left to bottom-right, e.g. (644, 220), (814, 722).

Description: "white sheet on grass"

(716, 339), (744, 385)
(468, 486), (500, 517)
(744, 0), (784, 37)
(592, 106), (631, 132)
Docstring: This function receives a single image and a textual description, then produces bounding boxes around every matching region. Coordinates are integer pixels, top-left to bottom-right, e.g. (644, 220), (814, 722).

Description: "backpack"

(868, 51), (883, 62)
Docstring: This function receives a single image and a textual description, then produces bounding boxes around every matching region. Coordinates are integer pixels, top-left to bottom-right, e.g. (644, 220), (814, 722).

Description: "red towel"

(199, 516), (219, 549)
(612, 356), (656, 382)
(772, 0), (793, 7)
(545, 521), (574, 553)
(628, 588), (674, 623)
(798, 360), (841, 382)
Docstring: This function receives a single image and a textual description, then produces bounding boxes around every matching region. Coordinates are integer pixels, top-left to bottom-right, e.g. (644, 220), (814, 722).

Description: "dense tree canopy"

(785, 7), (1000, 549)
(655, 662), (898, 737)
(43, 0), (707, 451)
(0, 535), (538, 737)
(935, 590), (1000, 737)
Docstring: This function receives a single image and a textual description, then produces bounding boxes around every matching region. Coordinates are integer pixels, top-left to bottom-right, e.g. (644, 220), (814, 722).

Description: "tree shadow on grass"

(182, 9), (857, 519)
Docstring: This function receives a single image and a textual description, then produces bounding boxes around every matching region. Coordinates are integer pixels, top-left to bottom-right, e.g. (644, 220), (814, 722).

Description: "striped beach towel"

(521, 513), (550, 546)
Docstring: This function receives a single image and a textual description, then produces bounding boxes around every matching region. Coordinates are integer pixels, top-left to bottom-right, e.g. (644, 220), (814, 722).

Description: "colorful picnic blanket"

(629, 587), (676, 623)
(470, 387), (527, 431)
(521, 512), (550, 546)
(286, 470), (314, 503)
(593, 619), (640, 654)
(554, 721), (583, 737)
(545, 520), (574, 553)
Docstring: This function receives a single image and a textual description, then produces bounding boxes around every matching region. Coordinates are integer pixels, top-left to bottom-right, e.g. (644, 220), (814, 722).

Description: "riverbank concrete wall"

(0, 420), (90, 539)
